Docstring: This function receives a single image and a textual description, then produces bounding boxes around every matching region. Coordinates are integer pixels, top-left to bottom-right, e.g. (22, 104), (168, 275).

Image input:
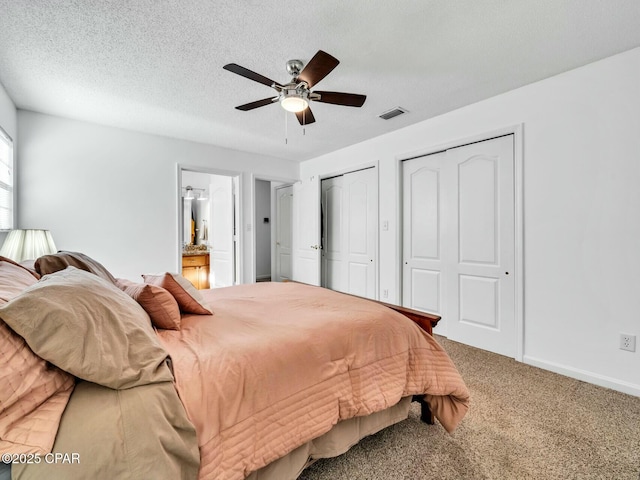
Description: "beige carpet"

(299, 336), (640, 480)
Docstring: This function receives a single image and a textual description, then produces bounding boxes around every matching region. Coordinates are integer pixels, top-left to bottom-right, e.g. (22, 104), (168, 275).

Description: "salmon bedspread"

(157, 282), (470, 480)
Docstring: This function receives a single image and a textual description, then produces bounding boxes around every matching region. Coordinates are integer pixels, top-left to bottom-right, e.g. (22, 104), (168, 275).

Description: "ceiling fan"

(223, 50), (366, 125)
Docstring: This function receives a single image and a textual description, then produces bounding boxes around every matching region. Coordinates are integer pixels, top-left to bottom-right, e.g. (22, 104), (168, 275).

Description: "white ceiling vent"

(378, 106), (408, 120)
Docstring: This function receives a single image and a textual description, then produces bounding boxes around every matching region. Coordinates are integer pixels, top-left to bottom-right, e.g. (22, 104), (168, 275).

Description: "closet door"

(445, 135), (515, 356)
(402, 135), (515, 357)
(321, 176), (346, 292)
(402, 151), (447, 327)
(321, 167), (378, 299)
(343, 168), (377, 299)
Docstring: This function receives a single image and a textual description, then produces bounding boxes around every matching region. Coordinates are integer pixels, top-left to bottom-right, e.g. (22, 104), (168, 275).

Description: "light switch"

(382, 220), (389, 231)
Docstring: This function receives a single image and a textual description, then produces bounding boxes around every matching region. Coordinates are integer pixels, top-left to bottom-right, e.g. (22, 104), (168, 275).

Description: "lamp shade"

(0, 229), (57, 262)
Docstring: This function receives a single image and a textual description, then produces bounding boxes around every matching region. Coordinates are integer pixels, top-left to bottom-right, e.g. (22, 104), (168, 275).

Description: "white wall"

(0, 81), (17, 245)
(17, 111), (298, 281)
(298, 47), (640, 395)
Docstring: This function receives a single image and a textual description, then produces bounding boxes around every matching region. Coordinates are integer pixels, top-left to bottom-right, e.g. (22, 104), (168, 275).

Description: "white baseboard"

(523, 355), (640, 397)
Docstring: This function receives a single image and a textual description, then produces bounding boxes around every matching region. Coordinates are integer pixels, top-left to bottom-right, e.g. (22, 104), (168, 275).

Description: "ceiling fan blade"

(235, 97), (278, 111)
(297, 50), (339, 88)
(313, 91), (366, 107)
(295, 107), (316, 125)
(223, 63), (283, 89)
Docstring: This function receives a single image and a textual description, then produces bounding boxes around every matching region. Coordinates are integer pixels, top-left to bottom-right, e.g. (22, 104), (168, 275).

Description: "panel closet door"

(343, 167), (378, 299)
(321, 176), (346, 292)
(403, 135), (515, 357)
(322, 167), (378, 300)
(402, 151), (447, 325)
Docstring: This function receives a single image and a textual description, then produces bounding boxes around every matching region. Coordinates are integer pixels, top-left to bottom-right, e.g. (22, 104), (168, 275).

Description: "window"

(0, 126), (14, 231)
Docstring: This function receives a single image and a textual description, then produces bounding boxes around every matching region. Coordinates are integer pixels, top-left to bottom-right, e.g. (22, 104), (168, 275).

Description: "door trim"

(396, 124), (524, 361)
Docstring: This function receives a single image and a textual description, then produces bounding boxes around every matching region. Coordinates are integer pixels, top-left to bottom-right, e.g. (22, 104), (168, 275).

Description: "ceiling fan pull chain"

(284, 109), (288, 145)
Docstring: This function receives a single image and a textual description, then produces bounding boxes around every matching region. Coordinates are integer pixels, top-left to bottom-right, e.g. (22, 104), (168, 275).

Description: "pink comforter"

(157, 282), (469, 480)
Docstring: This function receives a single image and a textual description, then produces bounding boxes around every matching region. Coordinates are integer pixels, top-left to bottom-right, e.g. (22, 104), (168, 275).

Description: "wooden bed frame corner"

(374, 300), (440, 335)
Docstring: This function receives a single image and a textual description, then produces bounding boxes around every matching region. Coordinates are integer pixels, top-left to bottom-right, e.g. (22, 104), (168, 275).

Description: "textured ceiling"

(1, 1), (639, 162)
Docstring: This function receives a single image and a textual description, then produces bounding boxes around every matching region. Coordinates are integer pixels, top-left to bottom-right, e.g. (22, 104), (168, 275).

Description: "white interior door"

(403, 135), (515, 357)
(446, 136), (515, 356)
(322, 167), (378, 299)
(275, 185), (293, 282)
(343, 168), (377, 299)
(210, 175), (234, 288)
(402, 151), (447, 330)
(233, 176), (240, 285)
(292, 179), (321, 285)
(321, 176), (346, 292)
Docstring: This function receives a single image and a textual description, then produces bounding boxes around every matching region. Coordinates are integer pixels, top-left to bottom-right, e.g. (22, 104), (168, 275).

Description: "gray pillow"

(35, 251), (116, 284)
(0, 267), (173, 389)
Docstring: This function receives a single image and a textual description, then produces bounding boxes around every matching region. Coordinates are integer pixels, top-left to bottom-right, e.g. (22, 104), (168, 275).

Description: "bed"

(0, 252), (470, 480)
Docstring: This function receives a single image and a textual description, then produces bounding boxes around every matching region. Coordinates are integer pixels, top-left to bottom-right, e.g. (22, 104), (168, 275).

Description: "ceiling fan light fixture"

(280, 94), (308, 113)
(224, 50), (364, 126)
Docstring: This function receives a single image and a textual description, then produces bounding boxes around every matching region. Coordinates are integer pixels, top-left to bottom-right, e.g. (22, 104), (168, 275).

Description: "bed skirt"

(247, 396), (412, 480)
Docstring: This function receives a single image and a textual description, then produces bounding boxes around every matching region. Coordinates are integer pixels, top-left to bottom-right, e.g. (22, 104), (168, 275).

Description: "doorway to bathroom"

(179, 168), (240, 289)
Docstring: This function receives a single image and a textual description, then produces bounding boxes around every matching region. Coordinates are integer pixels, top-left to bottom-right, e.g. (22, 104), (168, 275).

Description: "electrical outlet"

(620, 333), (636, 352)
(382, 289), (389, 299)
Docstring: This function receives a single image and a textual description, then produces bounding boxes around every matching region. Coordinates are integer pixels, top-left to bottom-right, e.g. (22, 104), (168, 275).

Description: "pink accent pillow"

(0, 259), (75, 456)
(17, 259), (40, 279)
(116, 278), (182, 330)
(142, 273), (212, 315)
(0, 257), (40, 303)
